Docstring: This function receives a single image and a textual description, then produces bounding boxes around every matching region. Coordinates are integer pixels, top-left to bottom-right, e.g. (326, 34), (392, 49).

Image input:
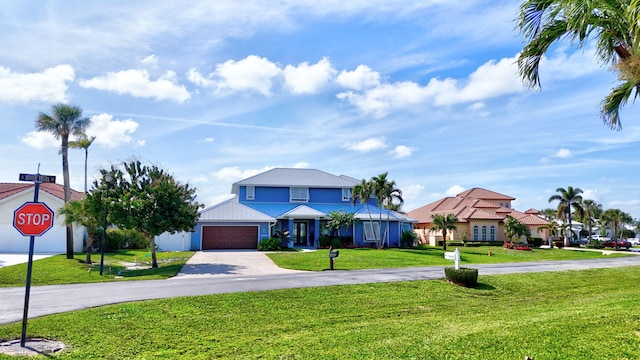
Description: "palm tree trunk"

(62, 136), (74, 259)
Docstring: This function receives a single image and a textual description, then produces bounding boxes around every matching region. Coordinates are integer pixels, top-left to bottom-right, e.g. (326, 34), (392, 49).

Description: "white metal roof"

(232, 168), (360, 194)
(282, 205), (327, 219)
(199, 198), (276, 222)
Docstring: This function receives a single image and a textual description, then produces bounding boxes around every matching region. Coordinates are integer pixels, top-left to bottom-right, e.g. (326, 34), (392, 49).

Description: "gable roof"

(407, 187), (548, 226)
(0, 183), (84, 202)
(199, 198), (276, 222)
(456, 187), (515, 201)
(231, 168), (360, 194)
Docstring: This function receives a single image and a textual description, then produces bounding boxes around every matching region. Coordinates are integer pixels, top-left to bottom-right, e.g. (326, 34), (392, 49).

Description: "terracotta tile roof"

(0, 183), (84, 202)
(456, 187), (515, 201)
(407, 187), (549, 226)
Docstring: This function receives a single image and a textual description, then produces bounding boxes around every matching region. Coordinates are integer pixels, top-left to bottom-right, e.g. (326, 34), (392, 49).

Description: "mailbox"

(329, 246), (339, 270)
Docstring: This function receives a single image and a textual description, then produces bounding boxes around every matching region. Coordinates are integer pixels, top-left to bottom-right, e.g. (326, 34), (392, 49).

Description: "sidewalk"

(0, 254), (56, 268)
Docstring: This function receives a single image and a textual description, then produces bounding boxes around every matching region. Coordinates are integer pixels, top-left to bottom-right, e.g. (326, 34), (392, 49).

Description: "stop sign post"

(15, 170), (56, 348)
(13, 202), (55, 237)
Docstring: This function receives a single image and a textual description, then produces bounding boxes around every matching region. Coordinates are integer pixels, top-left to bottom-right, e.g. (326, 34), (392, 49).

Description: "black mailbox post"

(329, 246), (339, 270)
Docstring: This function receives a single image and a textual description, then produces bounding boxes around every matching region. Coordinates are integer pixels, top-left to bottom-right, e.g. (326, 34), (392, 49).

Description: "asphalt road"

(1, 256), (639, 325)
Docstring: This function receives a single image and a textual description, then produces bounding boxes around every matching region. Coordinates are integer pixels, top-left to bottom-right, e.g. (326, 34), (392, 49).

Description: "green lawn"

(0, 267), (638, 359)
(267, 246), (630, 271)
(0, 250), (194, 287)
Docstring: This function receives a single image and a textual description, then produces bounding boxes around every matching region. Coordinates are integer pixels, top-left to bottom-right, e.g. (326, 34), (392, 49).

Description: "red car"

(603, 239), (631, 249)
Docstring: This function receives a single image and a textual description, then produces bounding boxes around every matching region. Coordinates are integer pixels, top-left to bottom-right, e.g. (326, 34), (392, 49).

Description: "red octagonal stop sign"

(13, 202), (55, 237)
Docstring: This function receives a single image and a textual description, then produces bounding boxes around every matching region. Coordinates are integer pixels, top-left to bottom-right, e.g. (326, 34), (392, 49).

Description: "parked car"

(628, 238), (640, 246)
(603, 239), (631, 249)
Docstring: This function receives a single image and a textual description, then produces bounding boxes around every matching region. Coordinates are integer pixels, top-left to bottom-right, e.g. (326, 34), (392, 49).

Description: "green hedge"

(444, 267), (478, 288)
(103, 228), (149, 251)
(258, 237), (282, 251)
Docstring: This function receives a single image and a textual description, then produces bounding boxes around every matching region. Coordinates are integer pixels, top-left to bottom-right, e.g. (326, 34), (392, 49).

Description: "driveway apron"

(173, 250), (304, 278)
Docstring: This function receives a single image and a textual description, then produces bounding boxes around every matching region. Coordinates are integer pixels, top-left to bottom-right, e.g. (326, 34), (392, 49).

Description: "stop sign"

(13, 202), (55, 237)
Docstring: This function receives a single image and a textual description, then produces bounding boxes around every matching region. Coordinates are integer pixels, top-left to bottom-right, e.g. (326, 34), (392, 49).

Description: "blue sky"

(1, 0), (639, 219)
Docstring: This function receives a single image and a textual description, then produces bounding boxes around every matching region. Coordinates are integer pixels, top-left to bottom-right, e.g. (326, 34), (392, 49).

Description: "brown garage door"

(202, 226), (258, 250)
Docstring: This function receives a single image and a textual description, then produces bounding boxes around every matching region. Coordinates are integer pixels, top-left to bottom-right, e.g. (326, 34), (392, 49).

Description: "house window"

(246, 186), (255, 200)
(473, 226), (479, 241)
(363, 222), (381, 242)
(482, 226), (487, 241)
(290, 187), (309, 202)
(490, 226), (496, 241)
(342, 188), (351, 201)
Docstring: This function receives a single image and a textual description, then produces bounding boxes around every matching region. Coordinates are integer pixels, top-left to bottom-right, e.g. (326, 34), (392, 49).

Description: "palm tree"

(59, 197), (100, 264)
(537, 221), (560, 246)
(69, 135), (96, 193)
(352, 179), (379, 247)
(602, 209), (633, 247)
(36, 103), (91, 259)
(549, 186), (583, 246)
(516, 0), (640, 129)
(580, 200), (603, 240)
(372, 172), (403, 247)
(504, 216), (531, 243)
(539, 208), (558, 221)
(431, 214), (458, 251)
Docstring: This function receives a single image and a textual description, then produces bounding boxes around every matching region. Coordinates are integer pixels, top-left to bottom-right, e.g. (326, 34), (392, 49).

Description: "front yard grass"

(0, 267), (638, 359)
(267, 246), (630, 271)
(0, 250), (194, 287)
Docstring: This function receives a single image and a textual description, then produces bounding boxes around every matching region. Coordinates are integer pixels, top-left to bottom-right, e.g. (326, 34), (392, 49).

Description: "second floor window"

(246, 186), (255, 200)
(290, 187), (309, 202)
(342, 188), (351, 201)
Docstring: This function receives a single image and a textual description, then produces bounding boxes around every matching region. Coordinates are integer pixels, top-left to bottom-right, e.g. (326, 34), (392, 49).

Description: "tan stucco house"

(407, 187), (550, 245)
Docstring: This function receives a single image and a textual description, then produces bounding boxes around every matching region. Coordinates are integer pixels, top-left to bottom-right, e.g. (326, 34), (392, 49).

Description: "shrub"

(105, 228), (149, 251)
(318, 235), (332, 248)
(529, 237), (543, 248)
(444, 267), (478, 287)
(586, 239), (604, 249)
(447, 241), (465, 247)
(258, 237), (281, 251)
(401, 230), (418, 248)
(330, 237), (342, 249)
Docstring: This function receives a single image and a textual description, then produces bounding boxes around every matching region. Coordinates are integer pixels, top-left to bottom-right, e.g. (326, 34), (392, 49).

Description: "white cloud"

(86, 113), (140, 148)
(213, 55), (281, 95)
(0, 65), (74, 104)
(21, 131), (59, 149)
(141, 54), (158, 66)
(540, 46), (602, 83)
(292, 162), (309, 168)
(391, 145), (412, 158)
(204, 137), (214, 142)
(538, 157), (550, 164)
(283, 58), (336, 94)
(186, 68), (215, 88)
(342, 137), (388, 152)
(79, 69), (191, 102)
(445, 185), (465, 196)
(337, 56), (526, 117)
(553, 148), (572, 158)
(336, 64), (381, 91)
(213, 166), (275, 182)
(582, 189), (603, 203)
(402, 184), (424, 202)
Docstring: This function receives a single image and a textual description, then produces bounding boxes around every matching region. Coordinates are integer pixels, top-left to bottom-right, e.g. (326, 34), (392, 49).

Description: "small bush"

(330, 238), (342, 249)
(319, 235), (332, 248)
(105, 228), (149, 251)
(258, 237), (282, 251)
(401, 230), (418, 248)
(444, 267), (478, 287)
(586, 239), (604, 249)
(447, 241), (465, 247)
(529, 237), (543, 248)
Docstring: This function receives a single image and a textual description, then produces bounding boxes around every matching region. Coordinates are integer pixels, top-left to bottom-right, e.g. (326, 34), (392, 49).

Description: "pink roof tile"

(0, 183), (84, 202)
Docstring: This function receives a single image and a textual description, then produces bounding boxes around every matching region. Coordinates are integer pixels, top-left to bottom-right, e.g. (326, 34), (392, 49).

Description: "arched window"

(490, 226), (496, 241)
(482, 226), (487, 241)
(473, 226), (479, 240)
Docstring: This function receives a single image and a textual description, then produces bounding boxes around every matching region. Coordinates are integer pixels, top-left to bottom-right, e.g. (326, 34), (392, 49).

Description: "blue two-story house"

(189, 168), (416, 250)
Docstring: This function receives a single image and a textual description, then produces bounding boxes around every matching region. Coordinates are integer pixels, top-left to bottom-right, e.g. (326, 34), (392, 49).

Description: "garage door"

(202, 226), (258, 250)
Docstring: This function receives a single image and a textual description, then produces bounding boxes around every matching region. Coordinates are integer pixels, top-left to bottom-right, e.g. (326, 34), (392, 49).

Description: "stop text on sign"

(15, 212), (52, 226)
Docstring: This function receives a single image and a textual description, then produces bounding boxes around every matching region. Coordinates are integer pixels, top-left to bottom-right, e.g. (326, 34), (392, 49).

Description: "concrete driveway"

(173, 250), (305, 278)
(0, 254), (56, 268)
